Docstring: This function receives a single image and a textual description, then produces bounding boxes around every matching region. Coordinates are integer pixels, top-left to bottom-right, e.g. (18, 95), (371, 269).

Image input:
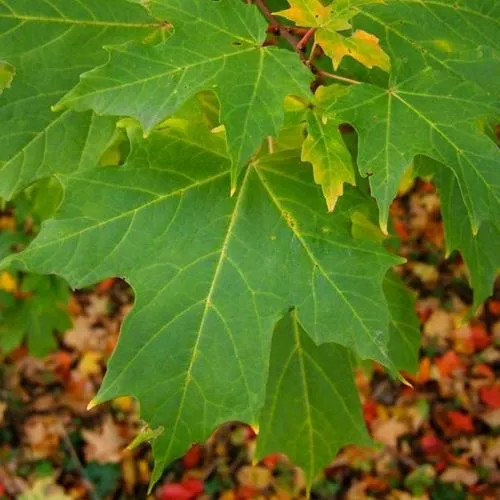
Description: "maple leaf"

(257, 312), (371, 487)
(353, 0), (500, 94)
(0, 0), (157, 200)
(82, 416), (125, 464)
(384, 272), (420, 374)
(3, 115), (402, 484)
(415, 157), (500, 309)
(275, 0), (389, 71)
(56, 0), (313, 191)
(302, 109), (355, 211)
(320, 68), (500, 233)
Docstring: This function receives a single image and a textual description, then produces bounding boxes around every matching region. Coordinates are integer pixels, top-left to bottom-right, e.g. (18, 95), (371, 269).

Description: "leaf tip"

(86, 398), (100, 411)
(398, 374), (413, 389)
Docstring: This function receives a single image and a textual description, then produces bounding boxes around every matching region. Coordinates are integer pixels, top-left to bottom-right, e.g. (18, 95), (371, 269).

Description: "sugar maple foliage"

(0, 0), (498, 490)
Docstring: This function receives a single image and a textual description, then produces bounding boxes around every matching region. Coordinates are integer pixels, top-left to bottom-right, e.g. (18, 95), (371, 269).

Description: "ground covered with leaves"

(0, 180), (499, 499)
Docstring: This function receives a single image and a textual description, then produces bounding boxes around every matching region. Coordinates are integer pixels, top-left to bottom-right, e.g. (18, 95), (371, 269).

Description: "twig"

(297, 27), (316, 50)
(58, 423), (100, 500)
(254, 0), (359, 85)
(254, 0), (276, 25)
(254, 0), (306, 59)
(315, 69), (361, 85)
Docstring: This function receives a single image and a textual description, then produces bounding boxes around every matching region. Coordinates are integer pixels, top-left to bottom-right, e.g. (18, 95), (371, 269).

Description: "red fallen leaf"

(236, 486), (259, 499)
(182, 478), (204, 496)
(435, 457), (449, 473)
(363, 400), (378, 425)
(161, 478), (204, 500)
(447, 411), (474, 433)
(183, 443), (203, 469)
(470, 324), (491, 351)
(436, 351), (462, 377)
(487, 299), (500, 316)
(393, 219), (408, 239)
(96, 278), (115, 293)
(479, 385), (500, 409)
(243, 425), (257, 441)
(420, 181), (435, 193)
(421, 434), (445, 458)
(261, 453), (282, 470)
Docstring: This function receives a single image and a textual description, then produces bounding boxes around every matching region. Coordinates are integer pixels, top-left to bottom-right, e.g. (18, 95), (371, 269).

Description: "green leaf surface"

(320, 69), (500, 233)
(3, 117), (401, 484)
(302, 110), (355, 212)
(0, 0), (156, 199)
(257, 312), (371, 487)
(415, 156), (500, 309)
(384, 271), (420, 374)
(57, 0), (313, 189)
(354, 0), (500, 94)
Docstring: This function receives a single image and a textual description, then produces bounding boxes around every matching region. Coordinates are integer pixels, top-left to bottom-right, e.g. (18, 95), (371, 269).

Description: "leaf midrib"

(0, 12), (157, 28)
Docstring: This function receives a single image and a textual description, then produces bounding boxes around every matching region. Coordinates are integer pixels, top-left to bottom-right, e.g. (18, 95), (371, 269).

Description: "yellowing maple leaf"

(275, 0), (390, 70)
(0, 271), (17, 293)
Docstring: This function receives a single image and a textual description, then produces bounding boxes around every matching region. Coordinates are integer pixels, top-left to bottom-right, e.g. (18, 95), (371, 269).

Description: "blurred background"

(0, 177), (499, 499)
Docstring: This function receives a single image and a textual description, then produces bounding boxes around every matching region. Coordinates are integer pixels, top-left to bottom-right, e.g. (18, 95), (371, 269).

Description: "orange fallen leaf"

(470, 323), (491, 351)
(436, 351), (462, 378)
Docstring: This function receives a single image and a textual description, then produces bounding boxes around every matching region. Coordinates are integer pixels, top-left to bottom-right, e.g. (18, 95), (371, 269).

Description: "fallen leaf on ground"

(82, 416), (124, 464)
(77, 351), (102, 377)
(373, 418), (408, 447)
(440, 466), (478, 486)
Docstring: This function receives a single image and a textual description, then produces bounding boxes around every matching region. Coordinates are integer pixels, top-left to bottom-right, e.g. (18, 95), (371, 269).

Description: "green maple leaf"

(0, 0), (156, 199)
(354, 0), (500, 94)
(3, 115), (402, 484)
(56, 0), (313, 191)
(320, 68), (500, 233)
(415, 157), (500, 309)
(257, 312), (371, 487)
(275, 0), (390, 71)
(302, 110), (355, 212)
(0, 274), (71, 357)
(384, 272), (420, 373)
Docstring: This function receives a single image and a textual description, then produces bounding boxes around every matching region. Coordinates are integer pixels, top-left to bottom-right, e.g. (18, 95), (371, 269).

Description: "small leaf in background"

(82, 416), (124, 464)
(404, 464), (436, 496)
